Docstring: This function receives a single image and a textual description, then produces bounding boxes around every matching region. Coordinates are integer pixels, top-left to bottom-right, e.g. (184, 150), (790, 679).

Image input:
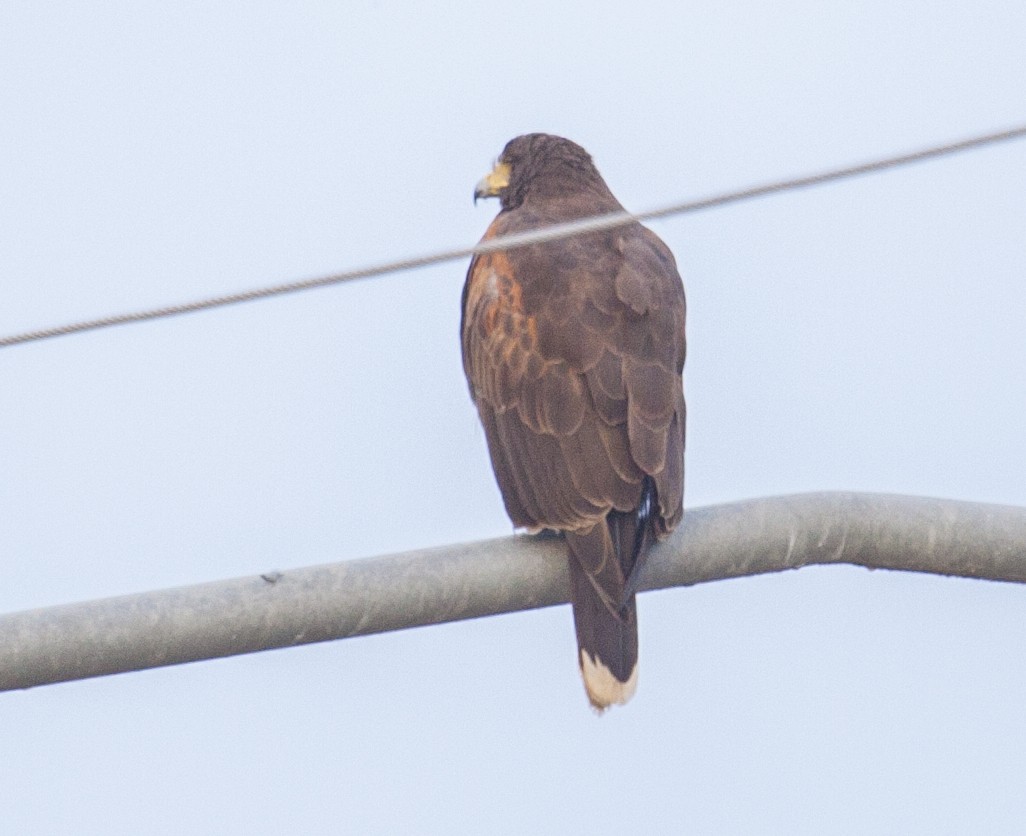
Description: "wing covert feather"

(462, 220), (685, 535)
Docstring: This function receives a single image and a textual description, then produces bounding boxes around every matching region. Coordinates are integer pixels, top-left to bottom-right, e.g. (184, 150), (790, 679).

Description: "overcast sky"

(2, 3), (1026, 834)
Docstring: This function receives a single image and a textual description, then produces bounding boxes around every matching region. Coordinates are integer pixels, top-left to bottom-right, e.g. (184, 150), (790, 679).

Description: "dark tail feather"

(566, 525), (639, 711)
(617, 476), (656, 601)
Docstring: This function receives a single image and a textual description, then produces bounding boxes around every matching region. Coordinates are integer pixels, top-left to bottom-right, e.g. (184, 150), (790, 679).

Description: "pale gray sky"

(2, 3), (1025, 834)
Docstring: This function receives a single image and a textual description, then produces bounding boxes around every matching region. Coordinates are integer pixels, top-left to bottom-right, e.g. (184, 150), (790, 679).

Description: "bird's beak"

(474, 161), (511, 204)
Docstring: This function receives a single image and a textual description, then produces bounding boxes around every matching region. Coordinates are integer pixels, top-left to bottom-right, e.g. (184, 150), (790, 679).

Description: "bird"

(461, 133), (686, 710)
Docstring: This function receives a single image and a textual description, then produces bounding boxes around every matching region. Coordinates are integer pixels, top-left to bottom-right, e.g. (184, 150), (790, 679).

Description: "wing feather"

(461, 219), (685, 544)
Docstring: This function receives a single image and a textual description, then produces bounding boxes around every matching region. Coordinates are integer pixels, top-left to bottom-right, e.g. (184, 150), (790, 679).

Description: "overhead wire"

(1, 123), (1024, 350)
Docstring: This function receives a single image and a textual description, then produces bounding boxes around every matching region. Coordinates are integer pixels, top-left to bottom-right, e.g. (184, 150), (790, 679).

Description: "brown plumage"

(461, 134), (686, 710)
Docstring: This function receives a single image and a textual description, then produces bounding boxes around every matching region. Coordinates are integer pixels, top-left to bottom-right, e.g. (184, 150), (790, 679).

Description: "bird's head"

(474, 133), (604, 211)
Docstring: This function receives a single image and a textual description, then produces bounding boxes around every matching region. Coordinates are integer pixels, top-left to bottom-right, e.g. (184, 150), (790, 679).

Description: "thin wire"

(3, 123), (1025, 350)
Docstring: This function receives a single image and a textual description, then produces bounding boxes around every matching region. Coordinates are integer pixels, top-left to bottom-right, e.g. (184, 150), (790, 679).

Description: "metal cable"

(2, 123), (1024, 350)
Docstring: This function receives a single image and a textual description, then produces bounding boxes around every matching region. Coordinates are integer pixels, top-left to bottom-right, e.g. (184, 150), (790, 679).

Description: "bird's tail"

(566, 520), (641, 712)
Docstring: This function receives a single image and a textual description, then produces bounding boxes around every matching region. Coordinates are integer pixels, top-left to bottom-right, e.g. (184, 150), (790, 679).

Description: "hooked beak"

(473, 161), (511, 204)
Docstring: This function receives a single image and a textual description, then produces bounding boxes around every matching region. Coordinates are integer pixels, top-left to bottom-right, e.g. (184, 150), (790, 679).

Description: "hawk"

(461, 134), (686, 710)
